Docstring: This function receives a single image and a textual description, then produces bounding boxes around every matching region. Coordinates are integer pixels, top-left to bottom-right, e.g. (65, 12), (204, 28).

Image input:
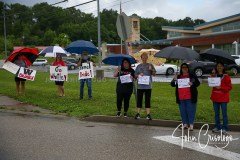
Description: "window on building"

(133, 21), (138, 28)
(168, 31), (182, 38)
(212, 21), (240, 33)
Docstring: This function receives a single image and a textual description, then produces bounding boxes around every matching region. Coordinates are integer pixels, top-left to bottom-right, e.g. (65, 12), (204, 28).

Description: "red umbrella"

(5, 47), (39, 67)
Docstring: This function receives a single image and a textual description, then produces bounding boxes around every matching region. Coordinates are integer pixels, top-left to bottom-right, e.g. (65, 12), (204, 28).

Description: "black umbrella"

(200, 48), (235, 64)
(154, 46), (199, 61)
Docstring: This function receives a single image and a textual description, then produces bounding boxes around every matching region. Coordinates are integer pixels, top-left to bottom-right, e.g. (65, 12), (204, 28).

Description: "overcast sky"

(3, 0), (240, 21)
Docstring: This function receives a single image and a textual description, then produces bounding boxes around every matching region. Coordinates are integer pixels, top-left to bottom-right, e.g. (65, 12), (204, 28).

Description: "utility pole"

(3, 3), (7, 58)
(97, 0), (101, 67)
(120, 0), (122, 54)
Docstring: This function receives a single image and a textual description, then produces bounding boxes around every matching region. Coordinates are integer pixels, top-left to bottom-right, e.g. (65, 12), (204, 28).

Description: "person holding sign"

(134, 52), (156, 120)
(13, 55), (28, 95)
(210, 62), (232, 134)
(52, 55), (66, 97)
(171, 63), (200, 131)
(113, 58), (135, 117)
(77, 52), (94, 100)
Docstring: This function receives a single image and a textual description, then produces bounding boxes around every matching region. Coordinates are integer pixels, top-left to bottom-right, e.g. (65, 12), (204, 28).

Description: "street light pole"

(97, 0), (101, 67)
(3, 4), (7, 58)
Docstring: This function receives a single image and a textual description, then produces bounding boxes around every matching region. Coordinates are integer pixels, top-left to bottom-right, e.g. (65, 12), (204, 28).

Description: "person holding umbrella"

(14, 55), (28, 95)
(52, 55), (66, 97)
(114, 58), (135, 117)
(134, 52), (156, 120)
(210, 62), (232, 134)
(77, 51), (94, 99)
(171, 63), (200, 131)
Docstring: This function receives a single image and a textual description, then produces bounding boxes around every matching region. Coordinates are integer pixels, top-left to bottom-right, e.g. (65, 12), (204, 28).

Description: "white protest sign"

(138, 75), (150, 85)
(79, 62), (94, 80)
(177, 78), (190, 88)
(17, 67), (36, 81)
(50, 66), (68, 81)
(120, 74), (132, 84)
(2, 61), (20, 74)
(208, 77), (221, 87)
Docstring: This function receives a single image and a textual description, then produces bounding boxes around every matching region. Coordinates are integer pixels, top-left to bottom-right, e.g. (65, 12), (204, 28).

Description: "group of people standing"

(13, 51), (233, 134)
(114, 52), (232, 133)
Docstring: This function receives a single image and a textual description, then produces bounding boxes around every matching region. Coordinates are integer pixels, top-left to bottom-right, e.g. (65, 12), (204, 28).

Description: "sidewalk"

(0, 94), (239, 131)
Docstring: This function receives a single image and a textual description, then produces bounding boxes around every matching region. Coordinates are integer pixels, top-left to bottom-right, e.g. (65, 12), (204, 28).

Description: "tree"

(53, 33), (71, 47)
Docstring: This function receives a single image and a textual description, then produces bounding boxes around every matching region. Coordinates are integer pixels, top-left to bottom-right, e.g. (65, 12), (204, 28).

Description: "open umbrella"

(39, 46), (68, 57)
(102, 54), (137, 66)
(200, 48), (235, 64)
(65, 40), (99, 55)
(154, 46), (199, 61)
(5, 47), (39, 66)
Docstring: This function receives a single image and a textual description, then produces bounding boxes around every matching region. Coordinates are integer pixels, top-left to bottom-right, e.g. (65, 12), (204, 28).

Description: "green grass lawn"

(0, 69), (239, 124)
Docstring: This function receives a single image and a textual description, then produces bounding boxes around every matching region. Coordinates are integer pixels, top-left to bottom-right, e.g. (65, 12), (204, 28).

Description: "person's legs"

(179, 100), (188, 126)
(213, 102), (221, 130)
(186, 100), (197, 129)
(221, 103), (228, 131)
(123, 91), (132, 113)
(116, 91), (124, 112)
(20, 81), (25, 94)
(145, 89), (152, 115)
(86, 79), (92, 98)
(136, 89), (144, 113)
(80, 79), (85, 99)
(15, 81), (20, 94)
(60, 85), (65, 96)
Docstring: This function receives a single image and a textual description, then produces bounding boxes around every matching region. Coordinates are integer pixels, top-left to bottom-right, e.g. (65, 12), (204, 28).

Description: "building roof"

(194, 13), (240, 30)
(162, 26), (200, 34)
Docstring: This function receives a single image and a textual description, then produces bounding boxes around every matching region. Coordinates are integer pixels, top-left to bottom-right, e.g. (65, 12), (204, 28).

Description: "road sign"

(116, 12), (132, 41)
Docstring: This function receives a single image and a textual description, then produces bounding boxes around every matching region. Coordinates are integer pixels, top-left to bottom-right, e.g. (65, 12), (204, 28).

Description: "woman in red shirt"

(211, 62), (232, 134)
(171, 63), (200, 131)
(52, 55), (66, 97)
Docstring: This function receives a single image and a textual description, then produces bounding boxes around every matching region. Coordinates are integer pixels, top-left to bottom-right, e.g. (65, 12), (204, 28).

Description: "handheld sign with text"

(120, 74), (132, 84)
(177, 78), (190, 88)
(138, 75), (150, 85)
(3, 61), (20, 74)
(208, 77), (221, 87)
(79, 62), (94, 80)
(17, 67), (36, 81)
(50, 66), (68, 81)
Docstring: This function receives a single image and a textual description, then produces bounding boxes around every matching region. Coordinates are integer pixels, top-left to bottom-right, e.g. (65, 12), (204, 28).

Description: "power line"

(50, 0), (68, 6)
(66, 0), (97, 9)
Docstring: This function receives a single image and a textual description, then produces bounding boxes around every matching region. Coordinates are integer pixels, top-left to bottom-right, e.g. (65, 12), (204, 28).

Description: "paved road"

(0, 112), (239, 160)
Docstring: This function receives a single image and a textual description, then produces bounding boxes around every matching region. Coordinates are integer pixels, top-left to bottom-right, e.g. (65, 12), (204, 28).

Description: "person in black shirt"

(114, 58), (135, 117)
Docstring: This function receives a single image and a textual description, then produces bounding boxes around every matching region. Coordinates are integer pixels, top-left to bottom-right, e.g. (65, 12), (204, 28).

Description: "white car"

(132, 63), (178, 75)
(231, 55), (240, 65)
(33, 59), (48, 66)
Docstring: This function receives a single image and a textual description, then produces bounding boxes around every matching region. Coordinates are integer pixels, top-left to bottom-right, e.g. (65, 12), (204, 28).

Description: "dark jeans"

(80, 79), (92, 98)
(213, 102), (228, 131)
(116, 91), (132, 112)
(137, 89), (151, 108)
(179, 100), (197, 125)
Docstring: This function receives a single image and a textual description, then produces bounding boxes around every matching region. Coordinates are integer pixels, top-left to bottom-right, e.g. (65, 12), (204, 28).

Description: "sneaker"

(123, 112), (127, 117)
(146, 114), (152, 120)
(222, 129), (228, 135)
(116, 111), (121, 117)
(189, 126), (194, 131)
(212, 128), (220, 133)
(134, 113), (140, 119)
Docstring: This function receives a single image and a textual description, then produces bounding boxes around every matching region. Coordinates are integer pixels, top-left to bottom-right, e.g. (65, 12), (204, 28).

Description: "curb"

(83, 115), (240, 132)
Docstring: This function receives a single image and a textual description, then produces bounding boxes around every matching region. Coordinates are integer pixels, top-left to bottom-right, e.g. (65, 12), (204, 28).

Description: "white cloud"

(3, 0), (240, 21)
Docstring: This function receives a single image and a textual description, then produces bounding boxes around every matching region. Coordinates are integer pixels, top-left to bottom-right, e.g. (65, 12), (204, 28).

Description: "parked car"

(32, 59), (48, 66)
(64, 60), (78, 70)
(63, 57), (78, 64)
(132, 63), (178, 75)
(188, 60), (240, 77)
(231, 55), (240, 66)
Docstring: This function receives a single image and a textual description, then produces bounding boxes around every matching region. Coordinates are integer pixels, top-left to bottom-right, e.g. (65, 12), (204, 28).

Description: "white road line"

(153, 135), (240, 160)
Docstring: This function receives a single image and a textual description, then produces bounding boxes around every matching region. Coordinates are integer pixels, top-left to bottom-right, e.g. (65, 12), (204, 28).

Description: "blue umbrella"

(65, 40), (99, 55)
(102, 54), (137, 66)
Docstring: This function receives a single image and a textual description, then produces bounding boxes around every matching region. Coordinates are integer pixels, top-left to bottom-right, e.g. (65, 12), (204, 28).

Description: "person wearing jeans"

(210, 62), (232, 134)
(77, 52), (93, 99)
(171, 63), (200, 131)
